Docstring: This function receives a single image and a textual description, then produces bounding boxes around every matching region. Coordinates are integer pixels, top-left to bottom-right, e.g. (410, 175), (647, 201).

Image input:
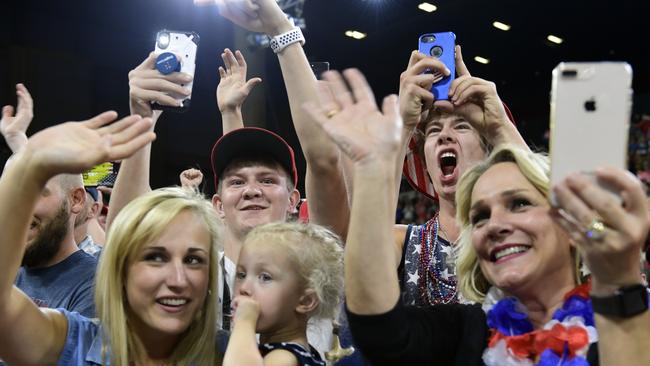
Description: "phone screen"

(310, 62), (330, 80)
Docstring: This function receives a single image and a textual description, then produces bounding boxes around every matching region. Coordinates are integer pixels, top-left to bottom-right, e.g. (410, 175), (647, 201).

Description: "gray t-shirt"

(15, 250), (97, 317)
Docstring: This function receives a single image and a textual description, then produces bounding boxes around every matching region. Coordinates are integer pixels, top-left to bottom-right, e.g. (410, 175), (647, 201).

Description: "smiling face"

(233, 240), (306, 334)
(468, 162), (575, 295)
(213, 161), (299, 237)
(423, 113), (487, 201)
(125, 210), (211, 339)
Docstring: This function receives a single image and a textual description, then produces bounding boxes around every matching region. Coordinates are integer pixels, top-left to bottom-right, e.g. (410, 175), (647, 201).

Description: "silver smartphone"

(549, 62), (633, 204)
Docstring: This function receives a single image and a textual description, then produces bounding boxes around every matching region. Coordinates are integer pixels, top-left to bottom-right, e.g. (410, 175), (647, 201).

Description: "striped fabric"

(402, 103), (516, 201)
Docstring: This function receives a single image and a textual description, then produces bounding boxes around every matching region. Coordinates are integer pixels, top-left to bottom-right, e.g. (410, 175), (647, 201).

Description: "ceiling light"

(418, 2), (437, 12)
(345, 30), (367, 40)
(547, 35), (563, 44)
(474, 56), (490, 64)
(492, 21), (511, 31)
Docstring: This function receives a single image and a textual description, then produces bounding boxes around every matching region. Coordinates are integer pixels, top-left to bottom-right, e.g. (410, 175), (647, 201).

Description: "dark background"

(2, 0), (649, 196)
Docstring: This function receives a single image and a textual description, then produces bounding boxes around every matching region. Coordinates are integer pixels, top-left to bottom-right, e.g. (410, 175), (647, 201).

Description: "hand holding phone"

(419, 32), (456, 100)
(152, 30), (200, 112)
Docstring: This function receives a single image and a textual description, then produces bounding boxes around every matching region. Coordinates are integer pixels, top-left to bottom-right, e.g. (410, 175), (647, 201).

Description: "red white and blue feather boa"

(481, 283), (597, 366)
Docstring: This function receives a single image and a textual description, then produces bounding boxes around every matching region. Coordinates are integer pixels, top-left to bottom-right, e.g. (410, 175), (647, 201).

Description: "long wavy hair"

(95, 187), (222, 365)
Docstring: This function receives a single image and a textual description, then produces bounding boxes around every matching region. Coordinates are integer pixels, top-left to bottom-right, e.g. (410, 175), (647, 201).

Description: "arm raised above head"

(0, 112), (154, 365)
(1, 83), (34, 153)
(304, 68), (403, 314)
(217, 0), (351, 239)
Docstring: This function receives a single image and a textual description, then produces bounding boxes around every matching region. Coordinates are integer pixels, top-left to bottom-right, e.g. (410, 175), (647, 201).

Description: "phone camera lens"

(158, 32), (170, 49)
(430, 46), (443, 58)
(422, 35), (437, 43)
(561, 69), (578, 78)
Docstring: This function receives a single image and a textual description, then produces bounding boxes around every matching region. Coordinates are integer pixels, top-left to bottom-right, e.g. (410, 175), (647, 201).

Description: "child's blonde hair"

(245, 222), (344, 320)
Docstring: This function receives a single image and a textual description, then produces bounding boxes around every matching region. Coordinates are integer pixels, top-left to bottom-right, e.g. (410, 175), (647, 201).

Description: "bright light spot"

(418, 2), (437, 12)
(193, 0), (217, 5)
(547, 35), (563, 44)
(474, 56), (490, 64)
(345, 30), (367, 40)
(492, 21), (511, 31)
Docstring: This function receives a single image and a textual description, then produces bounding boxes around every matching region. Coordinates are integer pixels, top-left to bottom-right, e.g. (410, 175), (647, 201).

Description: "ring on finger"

(584, 218), (606, 241)
(326, 109), (340, 119)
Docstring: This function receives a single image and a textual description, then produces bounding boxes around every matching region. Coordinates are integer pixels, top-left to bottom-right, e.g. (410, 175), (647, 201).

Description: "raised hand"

(398, 51), (449, 130)
(180, 168), (204, 189)
(439, 45), (512, 135)
(303, 69), (402, 165)
(552, 168), (650, 292)
(215, 0), (293, 36)
(217, 49), (262, 113)
(1, 83), (34, 152)
(23, 112), (155, 179)
(128, 53), (193, 117)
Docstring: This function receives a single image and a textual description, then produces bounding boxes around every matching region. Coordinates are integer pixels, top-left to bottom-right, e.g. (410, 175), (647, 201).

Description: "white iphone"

(549, 62), (633, 203)
(152, 29), (199, 112)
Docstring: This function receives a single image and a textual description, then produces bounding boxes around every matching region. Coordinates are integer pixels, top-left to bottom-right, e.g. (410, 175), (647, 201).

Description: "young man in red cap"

(107, 53), (301, 331)
(209, 127), (301, 330)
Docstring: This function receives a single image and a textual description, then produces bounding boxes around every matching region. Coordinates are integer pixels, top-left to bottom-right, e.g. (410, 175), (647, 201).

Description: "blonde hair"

(95, 187), (222, 366)
(245, 222), (344, 320)
(455, 144), (554, 302)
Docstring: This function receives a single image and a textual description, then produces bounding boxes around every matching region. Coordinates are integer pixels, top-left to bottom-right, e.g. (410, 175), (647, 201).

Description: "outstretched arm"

(304, 69), (402, 314)
(553, 168), (650, 366)
(107, 53), (191, 229)
(0, 112), (154, 366)
(1, 83), (34, 153)
(217, 48), (262, 134)
(217, 0), (349, 238)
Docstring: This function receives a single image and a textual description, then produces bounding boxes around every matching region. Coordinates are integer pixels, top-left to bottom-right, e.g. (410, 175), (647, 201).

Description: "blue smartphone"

(418, 32), (456, 100)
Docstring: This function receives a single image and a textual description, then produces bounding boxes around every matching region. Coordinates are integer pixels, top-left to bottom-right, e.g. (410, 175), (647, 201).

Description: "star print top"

(259, 342), (325, 366)
(398, 220), (458, 306)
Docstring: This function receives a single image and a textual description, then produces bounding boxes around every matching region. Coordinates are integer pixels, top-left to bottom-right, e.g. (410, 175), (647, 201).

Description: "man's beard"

(22, 202), (70, 268)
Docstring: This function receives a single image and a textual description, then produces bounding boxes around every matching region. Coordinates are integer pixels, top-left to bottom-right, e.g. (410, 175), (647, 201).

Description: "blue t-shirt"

(15, 250), (97, 317)
(57, 309), (104, 365)
(57, 309), (229, 365)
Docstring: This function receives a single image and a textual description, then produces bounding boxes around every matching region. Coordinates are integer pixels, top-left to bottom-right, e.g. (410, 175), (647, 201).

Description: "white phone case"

(549, 62), (632, 203)
(153, 30), (199, 111)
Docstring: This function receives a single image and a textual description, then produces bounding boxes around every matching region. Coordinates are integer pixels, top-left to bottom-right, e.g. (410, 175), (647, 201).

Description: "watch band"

(591, 284), (649, 318)
(269, 27), (305, 54)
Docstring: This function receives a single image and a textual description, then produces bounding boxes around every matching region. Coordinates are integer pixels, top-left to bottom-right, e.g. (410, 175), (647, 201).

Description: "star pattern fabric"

(399, 219), (458, 306)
